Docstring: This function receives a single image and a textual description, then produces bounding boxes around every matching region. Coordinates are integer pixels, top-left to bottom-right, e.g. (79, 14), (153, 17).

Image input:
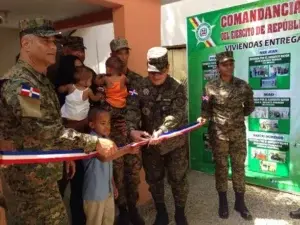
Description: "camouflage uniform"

(201, 52), (255, 193)
(127, 47), (188, 225)
(53, 36), (88, 225)
(201, 51), (254, 220)
(109, 38), (144, 209)
(0, 18), (100, 225)
(111, 69), (144, 206)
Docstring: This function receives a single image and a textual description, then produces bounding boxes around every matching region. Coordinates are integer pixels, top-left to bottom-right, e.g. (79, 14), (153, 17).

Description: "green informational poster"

(249, 53), (290, 90)
(187, 0), (300, 193)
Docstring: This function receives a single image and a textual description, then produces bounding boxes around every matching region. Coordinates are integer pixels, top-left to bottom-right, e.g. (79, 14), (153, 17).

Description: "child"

(82, 107), (139, 225)
(58, 66), (103, 132)
(103, 56), (128, 117)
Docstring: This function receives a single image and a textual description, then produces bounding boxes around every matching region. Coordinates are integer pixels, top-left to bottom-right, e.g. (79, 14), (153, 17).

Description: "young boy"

(82, 107), (139, 225)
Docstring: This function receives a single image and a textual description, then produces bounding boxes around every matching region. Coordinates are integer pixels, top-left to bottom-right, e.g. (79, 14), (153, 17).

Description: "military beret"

(19, 18), (61, 37)
(110, 37), (130, 52)
(147, 47), (168, 72)
(63, 36), (86, 50)
(216, 51), (234, 63)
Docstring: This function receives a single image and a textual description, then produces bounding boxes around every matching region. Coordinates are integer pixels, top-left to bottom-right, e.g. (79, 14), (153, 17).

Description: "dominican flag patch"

(129, 89), (138, 96)
(202, 95), (209, 101)
(20, 84), (40, 99)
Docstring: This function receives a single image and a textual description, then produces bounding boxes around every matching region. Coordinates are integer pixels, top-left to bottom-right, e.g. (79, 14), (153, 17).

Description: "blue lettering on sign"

(259, 50), (267, 55)
(259, 49), (278, 55)
(268, 49), (278, 54)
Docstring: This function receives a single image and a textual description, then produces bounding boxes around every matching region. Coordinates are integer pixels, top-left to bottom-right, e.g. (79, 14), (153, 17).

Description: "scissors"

(148, 129), (161, 147)
(147, 129), (161, 147)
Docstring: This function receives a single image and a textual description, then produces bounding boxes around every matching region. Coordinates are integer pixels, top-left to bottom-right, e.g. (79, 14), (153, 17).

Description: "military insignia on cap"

(142, 107), (151, 116)
(19, 84), (40, 99)
(143, 88), (150, 96)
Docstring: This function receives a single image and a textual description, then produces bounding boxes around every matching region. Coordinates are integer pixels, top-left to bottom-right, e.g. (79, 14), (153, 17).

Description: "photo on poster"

(269, 64), (289, 77)
(269, 107), (290, 119)
(202, 61), (218, 81)
(251, 148), (267, 161)
(259, 119), (279, 132)
(260, 161), (277, 173)
(268, 150), (286, 163)
(248, 53), (290, 90)
(261, 78), (277, 89)
(250, 107), (268, 119)
(250, 65), (269, 78)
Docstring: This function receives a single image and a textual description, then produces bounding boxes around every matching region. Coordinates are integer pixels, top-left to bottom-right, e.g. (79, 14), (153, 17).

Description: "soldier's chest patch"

(143, 88), (150, 96)
(142, 107), (151, 116)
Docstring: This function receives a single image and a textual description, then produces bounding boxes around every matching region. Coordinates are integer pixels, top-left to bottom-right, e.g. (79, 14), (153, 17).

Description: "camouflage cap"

(110, 37), (130, 52)
(147, 47), (168, 72)
(19, 18), (61, 37)
(63, 36), (86, 50)
(216, 51), (235, 63)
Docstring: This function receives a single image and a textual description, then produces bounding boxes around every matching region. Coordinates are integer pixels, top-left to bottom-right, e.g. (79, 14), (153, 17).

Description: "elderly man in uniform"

(197, 51), (255, 220)
(109, 38), (145, 225)
(0, 18), (118, 225)
(127, 47), (189, 225)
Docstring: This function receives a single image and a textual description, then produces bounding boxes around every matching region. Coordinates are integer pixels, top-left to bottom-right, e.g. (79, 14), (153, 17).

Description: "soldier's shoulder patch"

(18, 83), (42, 118)
(19, 83), (41, 99)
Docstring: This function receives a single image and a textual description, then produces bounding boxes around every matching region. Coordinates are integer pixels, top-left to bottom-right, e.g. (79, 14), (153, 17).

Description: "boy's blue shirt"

(82, 131), (113, 201)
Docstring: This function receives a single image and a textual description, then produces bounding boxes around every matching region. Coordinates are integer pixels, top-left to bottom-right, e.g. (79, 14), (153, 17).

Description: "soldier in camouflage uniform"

(48, 36), (86, 94)
(127, 47), (189, 225)
(0, 18), (117, 225)
(109, 37), (145, 225)
(57, 36), (88, 225)
(198, 51), (255, 220)
(63, 36), (86, 62)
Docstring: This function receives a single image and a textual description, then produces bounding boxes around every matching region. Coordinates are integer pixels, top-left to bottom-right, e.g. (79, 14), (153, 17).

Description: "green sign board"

(187, 0), (300, 193)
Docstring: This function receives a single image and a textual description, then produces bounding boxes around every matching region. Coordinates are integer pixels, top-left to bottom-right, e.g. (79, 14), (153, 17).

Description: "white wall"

(161, 0), (258, 46)
(0, 28), (19, 76)
(72, 23), (114, 74)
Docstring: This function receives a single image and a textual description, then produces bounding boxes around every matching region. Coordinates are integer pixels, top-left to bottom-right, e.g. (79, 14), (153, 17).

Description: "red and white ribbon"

(0, 122), (203, 165)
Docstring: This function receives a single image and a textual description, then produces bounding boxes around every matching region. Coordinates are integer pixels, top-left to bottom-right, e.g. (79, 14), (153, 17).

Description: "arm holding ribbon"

(197, 84), (212, 124)
(149, 83), (187, 145)
(1, 79), (117, 155)
(126, 87), (151, 142)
